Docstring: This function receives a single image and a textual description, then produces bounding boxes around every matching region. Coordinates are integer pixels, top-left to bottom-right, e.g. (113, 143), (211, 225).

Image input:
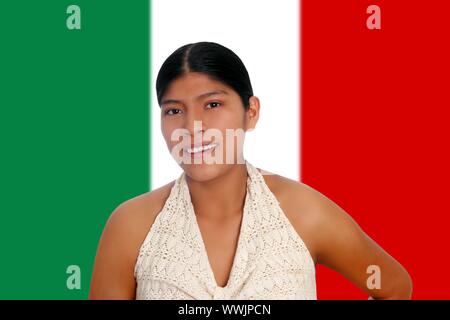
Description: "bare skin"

(89, 72), (412, 299)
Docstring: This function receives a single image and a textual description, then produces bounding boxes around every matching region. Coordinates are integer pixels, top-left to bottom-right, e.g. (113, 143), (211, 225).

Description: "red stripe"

(301, 0), (450, 299)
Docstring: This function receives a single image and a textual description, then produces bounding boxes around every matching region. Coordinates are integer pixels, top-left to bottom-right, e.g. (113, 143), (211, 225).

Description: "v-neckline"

(181, 163), (251, 290)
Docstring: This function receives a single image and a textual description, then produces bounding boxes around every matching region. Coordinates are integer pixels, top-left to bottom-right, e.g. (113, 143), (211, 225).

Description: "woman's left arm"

(295, 184), (413, 300)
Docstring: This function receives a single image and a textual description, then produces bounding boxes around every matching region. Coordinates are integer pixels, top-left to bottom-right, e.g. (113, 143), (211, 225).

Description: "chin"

(181, 162), (229, 182)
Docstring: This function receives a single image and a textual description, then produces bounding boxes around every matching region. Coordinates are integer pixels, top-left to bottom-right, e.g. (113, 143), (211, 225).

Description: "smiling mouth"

(184, 142), (219, 155)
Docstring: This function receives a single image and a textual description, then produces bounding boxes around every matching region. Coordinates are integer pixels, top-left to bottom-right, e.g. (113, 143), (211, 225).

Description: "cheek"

(206, 110), (246, 149)
(208, 109), (246, 131)
(161, 121), (178, 147)
(208, 114), (246, 152)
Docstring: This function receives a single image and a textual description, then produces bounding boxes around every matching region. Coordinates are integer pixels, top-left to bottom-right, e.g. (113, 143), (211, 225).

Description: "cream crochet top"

(134, 160), (317, 299)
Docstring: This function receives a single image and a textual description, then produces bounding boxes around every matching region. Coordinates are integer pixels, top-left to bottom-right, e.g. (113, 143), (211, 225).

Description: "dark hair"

(156, 41), (254, 110)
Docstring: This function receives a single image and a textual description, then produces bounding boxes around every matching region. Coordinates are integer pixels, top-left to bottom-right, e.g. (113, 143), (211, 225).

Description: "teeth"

(186, 143), (218, 154)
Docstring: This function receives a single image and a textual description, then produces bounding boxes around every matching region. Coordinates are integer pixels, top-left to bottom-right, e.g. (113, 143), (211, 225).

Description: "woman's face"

(160, 72), (259, 182)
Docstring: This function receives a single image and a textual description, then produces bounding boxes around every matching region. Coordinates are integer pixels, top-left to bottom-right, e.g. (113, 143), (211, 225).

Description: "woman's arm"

(89, 202), (141, 299)
(300, 186), (413, 299)
(89, 182), (173, 299)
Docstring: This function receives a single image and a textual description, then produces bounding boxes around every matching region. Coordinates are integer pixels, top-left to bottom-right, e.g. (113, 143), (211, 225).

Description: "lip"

(187, 141), (215, 149)
(183, 142), (219, 158)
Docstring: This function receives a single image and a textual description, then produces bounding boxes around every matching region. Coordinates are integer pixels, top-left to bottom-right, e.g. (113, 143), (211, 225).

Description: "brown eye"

(206, 102), (221, 109)
(165, 108), (182, 115)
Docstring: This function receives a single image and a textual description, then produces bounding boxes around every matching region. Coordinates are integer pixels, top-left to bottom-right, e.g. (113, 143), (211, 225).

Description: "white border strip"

(151, 0), (300, 188)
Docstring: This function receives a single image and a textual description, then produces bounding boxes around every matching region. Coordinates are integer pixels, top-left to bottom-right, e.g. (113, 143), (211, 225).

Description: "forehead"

(162, 72), (234, 99)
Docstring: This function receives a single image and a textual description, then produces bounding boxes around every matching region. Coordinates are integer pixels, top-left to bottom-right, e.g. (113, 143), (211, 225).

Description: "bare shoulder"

(257, 168), (340, 266)
(257, 168), (321, 214)
(89, 179), (175, 299)
(105, 179), (176, 249)
(258, 168), (413, 299)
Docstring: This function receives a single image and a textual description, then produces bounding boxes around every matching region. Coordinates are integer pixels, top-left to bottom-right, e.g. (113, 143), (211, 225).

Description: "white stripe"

(151, 0), (300, 188)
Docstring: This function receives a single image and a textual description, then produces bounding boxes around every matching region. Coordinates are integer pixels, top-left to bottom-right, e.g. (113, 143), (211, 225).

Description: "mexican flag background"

(1, 0), (449, 299)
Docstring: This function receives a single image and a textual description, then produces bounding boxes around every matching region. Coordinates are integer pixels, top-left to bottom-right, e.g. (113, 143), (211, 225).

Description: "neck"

(185, 163), (248, 221)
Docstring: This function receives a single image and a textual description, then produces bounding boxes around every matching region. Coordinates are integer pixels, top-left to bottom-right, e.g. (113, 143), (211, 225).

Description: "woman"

(89, 41), (412, 300)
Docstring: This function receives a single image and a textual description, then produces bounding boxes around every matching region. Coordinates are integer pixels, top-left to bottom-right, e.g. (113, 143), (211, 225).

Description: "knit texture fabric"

(134, 160), (317, 299)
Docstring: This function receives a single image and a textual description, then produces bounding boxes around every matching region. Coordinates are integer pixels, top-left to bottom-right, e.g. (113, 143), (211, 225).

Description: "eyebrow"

(161, 90), (229, 106)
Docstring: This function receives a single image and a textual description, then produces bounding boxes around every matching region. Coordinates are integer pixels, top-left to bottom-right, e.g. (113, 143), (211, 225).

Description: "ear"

(245, 96), (260, 132)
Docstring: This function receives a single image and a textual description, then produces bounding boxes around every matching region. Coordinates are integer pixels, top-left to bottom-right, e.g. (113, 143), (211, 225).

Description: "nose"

(183, 107), (206, 138)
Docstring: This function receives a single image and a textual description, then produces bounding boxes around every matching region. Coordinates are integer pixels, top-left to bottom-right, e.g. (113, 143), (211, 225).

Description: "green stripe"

(149, 0), (153, 191)
(0, 0), (150, 298)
